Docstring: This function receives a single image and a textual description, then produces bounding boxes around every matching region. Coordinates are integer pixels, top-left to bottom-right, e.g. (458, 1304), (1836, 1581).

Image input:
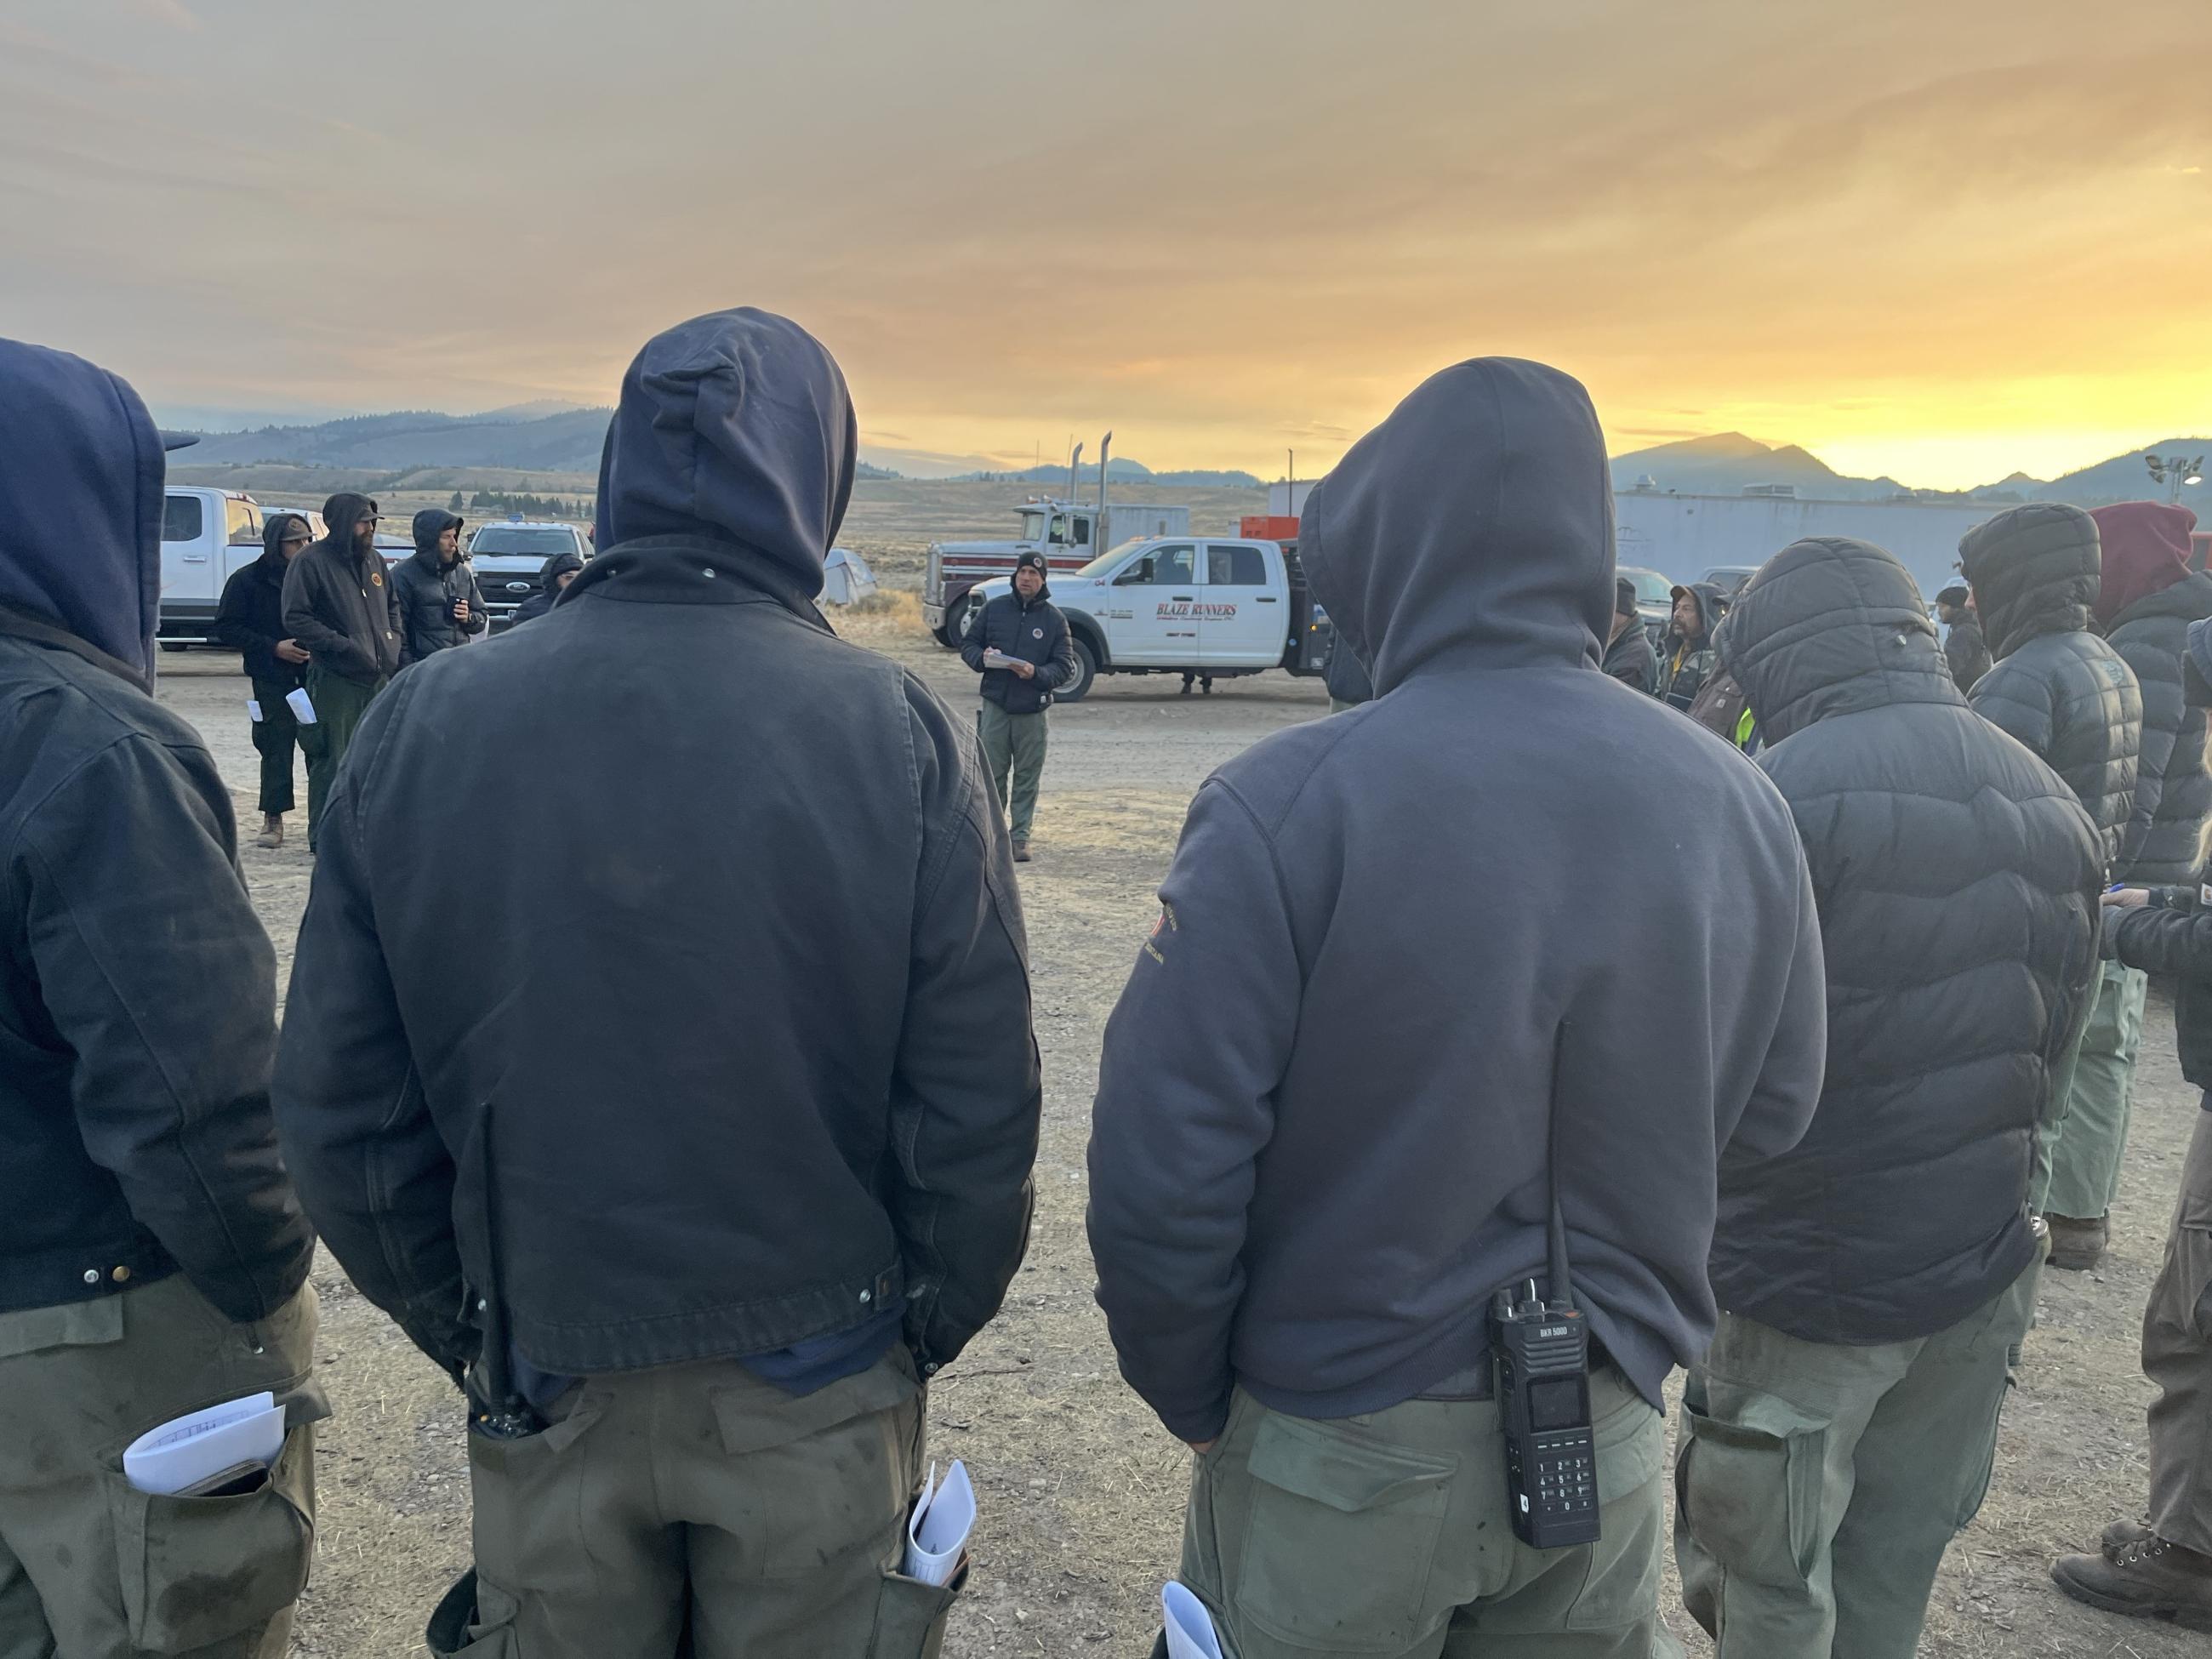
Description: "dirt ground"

(153, 604), (2201, 1658)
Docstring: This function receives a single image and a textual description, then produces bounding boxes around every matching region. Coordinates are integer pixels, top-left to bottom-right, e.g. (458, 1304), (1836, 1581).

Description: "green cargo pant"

(1675, 1257), (2041, 1658)
(2041, 960), (2147, 1218)
(977, 702), (1048, 843)
(1176, 1367), (1679, 1657)
(0, 1274), (322, 1659)
(298, 664), (385, 852)
(2145, 1107), (2212, 1554)
(453, 1345), (956, 1658)
(249, 676), (300, 817)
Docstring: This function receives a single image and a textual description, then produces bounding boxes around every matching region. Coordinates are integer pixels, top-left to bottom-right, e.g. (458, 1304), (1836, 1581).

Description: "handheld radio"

(1491, 1025), (1601, 1550)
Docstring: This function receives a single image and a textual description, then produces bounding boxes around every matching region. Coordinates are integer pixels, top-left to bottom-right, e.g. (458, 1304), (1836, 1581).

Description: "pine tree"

(449, 491), (465, 511)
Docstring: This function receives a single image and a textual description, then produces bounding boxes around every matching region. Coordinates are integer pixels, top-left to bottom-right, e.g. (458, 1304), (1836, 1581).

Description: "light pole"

(2146, 452), (2206, 506)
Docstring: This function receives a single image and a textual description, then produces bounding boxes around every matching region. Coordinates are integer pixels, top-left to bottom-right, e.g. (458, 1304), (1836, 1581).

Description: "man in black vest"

(960, 549), (1078, 861)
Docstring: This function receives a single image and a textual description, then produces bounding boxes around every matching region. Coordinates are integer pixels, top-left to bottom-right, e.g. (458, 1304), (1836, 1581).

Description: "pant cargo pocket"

(869, 1562), (966, 1658)
(110, 1422), (316, 1652)
(1234, 1412), (1457, 1654)
(1676, 1399), (1825, 1588)
(425, 1570), (523, 1657)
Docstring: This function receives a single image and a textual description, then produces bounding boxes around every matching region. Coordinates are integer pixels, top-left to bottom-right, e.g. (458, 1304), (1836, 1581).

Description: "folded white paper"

(1161, 1582), (1225, 1659)
(285, 687), (316, 725)
(901, 1460), (975, 1588)
(246, 699), (264, 722)
(123, 1391), (285, 1497)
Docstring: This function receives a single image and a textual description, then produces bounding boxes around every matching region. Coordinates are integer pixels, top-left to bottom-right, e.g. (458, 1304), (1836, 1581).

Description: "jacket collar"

(0, 601), (152, 691)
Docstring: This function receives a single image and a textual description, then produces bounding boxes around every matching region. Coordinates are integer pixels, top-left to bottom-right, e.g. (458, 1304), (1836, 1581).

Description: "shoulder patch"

(1141, 900), (1178, 965)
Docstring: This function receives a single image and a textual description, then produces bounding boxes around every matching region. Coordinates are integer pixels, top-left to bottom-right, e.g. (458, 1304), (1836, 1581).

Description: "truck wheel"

(938, 594), (977, 647)
(1059, 637), (1098, 703)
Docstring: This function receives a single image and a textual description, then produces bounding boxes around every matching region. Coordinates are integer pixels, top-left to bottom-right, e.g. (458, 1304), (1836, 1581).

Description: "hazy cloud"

(2, 0), (2206, 486)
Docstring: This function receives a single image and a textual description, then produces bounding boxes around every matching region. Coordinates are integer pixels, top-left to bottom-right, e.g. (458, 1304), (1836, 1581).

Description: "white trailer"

(1614, 490), (2004, 598)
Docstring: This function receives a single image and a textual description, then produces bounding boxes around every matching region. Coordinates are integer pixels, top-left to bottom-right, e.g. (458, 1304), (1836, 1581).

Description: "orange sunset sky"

(3, 0), (2206, 487)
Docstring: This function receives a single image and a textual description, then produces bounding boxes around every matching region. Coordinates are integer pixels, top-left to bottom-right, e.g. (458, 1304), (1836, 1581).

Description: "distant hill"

(2027, 440), (2210, 506)
(1613, 431), (2210, 510)
(178, 408), (616, 472)
(956, 458), (1263, 488)
(1611, 432), (1909, 501)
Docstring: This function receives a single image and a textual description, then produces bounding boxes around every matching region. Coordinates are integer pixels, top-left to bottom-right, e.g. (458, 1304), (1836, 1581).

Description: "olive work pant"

(1675, 1256), (2041, 1658)
(298, 664), (385, 852)
(248, 676), (300, 817)
(976, 702), (1047, 843)
(1174, 1368), (1680, 1658)
(452, 1346), (961, 1659)
(2038, 960), (2147, 1218)
(0, 1274), (321, 1659)
(2144, 1107), (2212, 1554)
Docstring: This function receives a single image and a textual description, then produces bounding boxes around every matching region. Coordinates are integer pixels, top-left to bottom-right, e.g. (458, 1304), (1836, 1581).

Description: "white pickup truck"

(963, 535), (1333, 701)
(157, 487), (271, 646)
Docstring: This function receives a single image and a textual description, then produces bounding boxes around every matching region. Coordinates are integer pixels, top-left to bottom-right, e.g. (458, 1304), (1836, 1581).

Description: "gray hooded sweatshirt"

(1086, 357), (1827, 1442)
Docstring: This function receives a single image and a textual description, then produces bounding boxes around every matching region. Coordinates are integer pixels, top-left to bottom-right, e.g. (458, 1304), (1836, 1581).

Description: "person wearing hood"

(1324, 622), (1376, 710)
(1935, 584), (1992, 690)
(391, 508), (487, 660)
(1602, 573), (1657, 694)
(959, 548), (1077, 861)
(1958, 505), (2145, 1230)
(1088, 359), (1827, 1657)
(214, 510), (317, 847)
(273, 308), (1040, 1658)
(1660, 579), (1725, 710)
(510, 548), (584, 623)
(281, 489), (403, 850)
(2050, 625), (2212, 1628)
(1679, 537), (2102, 1658)
(2038, 500), (2212, 1267)
(0, 337), (319, 1657)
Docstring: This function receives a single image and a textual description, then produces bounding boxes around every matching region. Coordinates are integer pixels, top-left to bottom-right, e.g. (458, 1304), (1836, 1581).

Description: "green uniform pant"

(0, 1274), (321, 1659)
(2145, 1108), (2212, 1554)
(1675, 1257), (2041, 1658)
(249, 676), (300, 817)
(453, 1346), (957, 1658)
(2039, 960), (2147, 1218)
(1176, 1367), (1679, 1658)
(298, 664), (385, 851)
(977, 702), (1048, 843)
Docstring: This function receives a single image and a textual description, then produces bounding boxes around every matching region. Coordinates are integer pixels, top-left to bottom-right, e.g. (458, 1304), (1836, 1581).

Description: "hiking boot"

(2046, 1211), (2107, 1271)
(2053, 1533), (2212, 1631)
(257, 813), (283, 850)
(2103, 1518), (2155, 1559)
(1012, 839), (1031, 864)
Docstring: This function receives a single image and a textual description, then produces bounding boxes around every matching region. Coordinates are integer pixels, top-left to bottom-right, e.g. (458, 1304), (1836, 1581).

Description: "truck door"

(1198, 541), (1285, 668)
(161, 490), (218, 604)
(1104, 541), (1199, 664)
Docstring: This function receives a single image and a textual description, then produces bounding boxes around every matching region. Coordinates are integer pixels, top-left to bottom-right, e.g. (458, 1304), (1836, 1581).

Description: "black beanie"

(1615, 576), (1638, 618)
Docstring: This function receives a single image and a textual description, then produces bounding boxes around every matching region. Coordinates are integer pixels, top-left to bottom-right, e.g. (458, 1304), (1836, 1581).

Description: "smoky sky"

(2, 0), (2206, 484)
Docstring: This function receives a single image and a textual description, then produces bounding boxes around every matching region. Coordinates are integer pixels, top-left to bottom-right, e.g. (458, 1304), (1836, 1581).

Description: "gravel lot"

(151, 610), (2201, 1657)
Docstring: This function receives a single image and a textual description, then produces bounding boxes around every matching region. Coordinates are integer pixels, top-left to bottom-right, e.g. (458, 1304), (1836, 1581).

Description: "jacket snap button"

(923, 1361), (939, 1376)
(702, 567), (715, 579)
(82, 1268), (100, 1285)
(111, 1265), (132, 1284)
(858, 1289), (872, 1303)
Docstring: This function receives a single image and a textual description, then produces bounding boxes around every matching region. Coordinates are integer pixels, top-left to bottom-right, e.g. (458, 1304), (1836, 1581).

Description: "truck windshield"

(470, 527), (578, 557)
(1078, 538), (1148, 579)
(1018, 510), (1047, 541)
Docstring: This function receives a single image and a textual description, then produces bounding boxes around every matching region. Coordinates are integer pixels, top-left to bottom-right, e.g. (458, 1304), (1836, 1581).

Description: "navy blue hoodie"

(1087, 358), (1827, 1440)
(0, 337), (164, 683)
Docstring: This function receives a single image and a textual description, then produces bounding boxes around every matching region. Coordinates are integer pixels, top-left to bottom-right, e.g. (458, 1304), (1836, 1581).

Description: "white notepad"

(123, 1391), (286, 1497)
(1161, 1582), (1224, 1659)
(285, 687), (316, 725)
(900, 1460), (975, 1588)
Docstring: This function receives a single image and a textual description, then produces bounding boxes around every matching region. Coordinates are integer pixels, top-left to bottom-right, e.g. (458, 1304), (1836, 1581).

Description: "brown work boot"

(257, 813), (284, 850)
(1012, 839), (1031, 864)
(2046, 1211), (2107, 1270)
(2054, 1533), (2212, 1631)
